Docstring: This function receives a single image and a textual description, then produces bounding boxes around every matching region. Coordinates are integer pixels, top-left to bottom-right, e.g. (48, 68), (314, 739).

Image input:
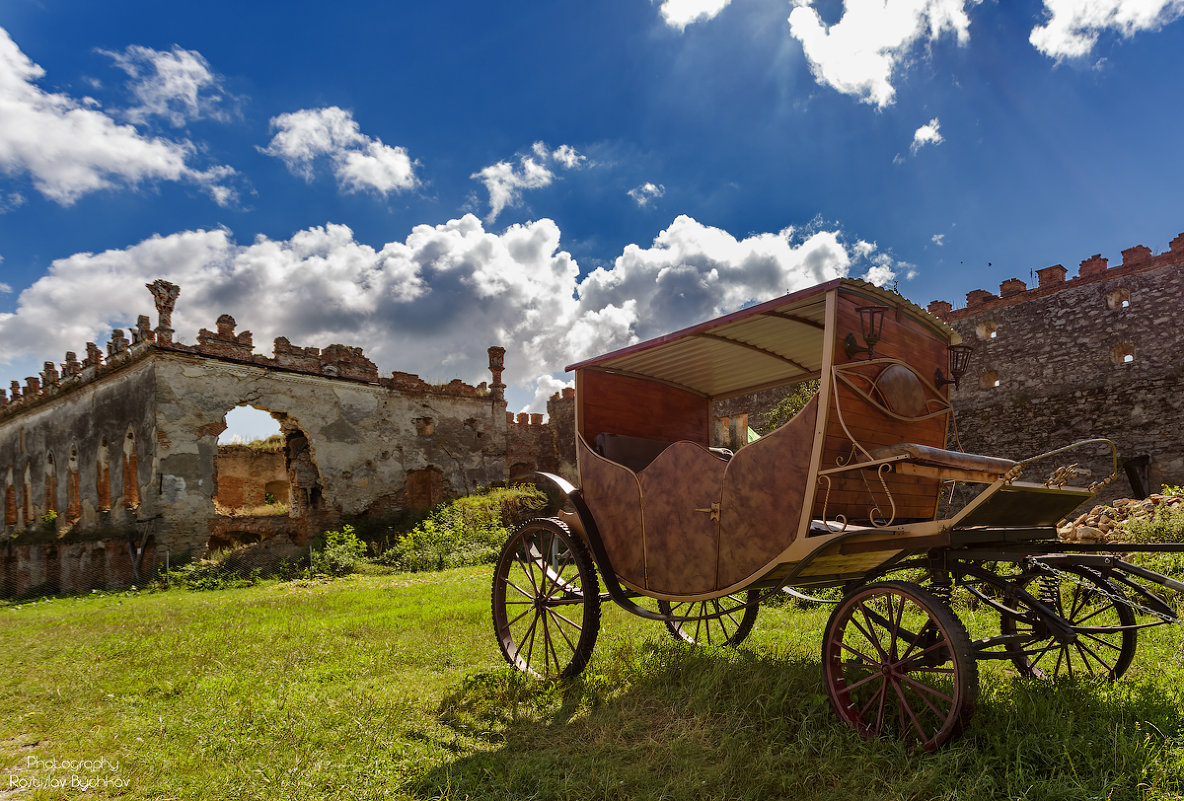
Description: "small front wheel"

(491, 517), (601, 679)
(657, 591), (759, 646)
(822, 581), (978, 751)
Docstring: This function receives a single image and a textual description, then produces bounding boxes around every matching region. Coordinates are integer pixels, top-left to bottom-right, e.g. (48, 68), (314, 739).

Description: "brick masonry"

(0, 281), (511, 595)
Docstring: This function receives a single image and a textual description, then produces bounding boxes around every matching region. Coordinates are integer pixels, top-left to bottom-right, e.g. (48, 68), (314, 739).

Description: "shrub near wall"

(378, 485), (546, 572)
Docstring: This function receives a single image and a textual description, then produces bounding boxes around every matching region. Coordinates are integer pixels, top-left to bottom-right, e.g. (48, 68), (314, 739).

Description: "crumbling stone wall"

(927, 232), (1184, 502)
(506, 411), (554, 479)
(213, 445), (286, 510)
(0, 282), (510, 594)
(546, 389), (577, 481)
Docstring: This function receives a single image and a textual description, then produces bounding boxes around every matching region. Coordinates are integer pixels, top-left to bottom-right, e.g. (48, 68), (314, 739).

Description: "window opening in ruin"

(4, 467), (15, 526)
(215, 405), (291, 517)
(1106, 288), (1131, 310)
(123, 431), (141, 510)
(66, 446), (81, 522)
(980, 370), (1000, 389)
(1110, 343), (1135, 365)
(975, 321), (997, 341)
(96, 436), (111, 512)
(44, 452), (58, 516)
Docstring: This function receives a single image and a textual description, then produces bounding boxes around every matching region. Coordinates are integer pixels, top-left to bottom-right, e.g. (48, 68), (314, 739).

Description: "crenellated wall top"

(0, 282), (500, 420)
(928, 231), (1184, 321)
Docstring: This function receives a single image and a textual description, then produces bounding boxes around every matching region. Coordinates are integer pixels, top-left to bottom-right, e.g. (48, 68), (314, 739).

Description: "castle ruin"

(0, 282), (563, 595)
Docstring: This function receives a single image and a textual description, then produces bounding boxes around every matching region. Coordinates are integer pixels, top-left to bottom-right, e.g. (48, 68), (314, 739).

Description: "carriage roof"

(565, 278), (958, 399)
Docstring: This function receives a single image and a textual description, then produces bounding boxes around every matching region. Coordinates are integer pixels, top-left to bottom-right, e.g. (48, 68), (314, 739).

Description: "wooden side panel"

(577, 436), (646, 586)
(813, 292), (952, 522)
(637, 442), (726, 595)
(717, 396), (818, 588)
(579, 370), (709, 445)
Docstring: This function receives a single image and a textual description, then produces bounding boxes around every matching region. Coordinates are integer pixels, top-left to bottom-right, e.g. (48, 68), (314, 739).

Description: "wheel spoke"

(895, 676), (951, 719)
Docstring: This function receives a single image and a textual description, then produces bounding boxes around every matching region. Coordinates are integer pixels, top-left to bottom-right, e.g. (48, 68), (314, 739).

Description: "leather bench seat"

(868, 443), (1016, 475)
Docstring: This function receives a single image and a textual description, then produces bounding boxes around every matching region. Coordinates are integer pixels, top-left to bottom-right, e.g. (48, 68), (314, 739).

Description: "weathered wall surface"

(506, 411), (554, 478)
(546, 389), (577, 481)
(213, 446), (287, 509)
(927, 233), (1184, 502)
(153, 350), (507, 556)
(0, 357), (155, 535)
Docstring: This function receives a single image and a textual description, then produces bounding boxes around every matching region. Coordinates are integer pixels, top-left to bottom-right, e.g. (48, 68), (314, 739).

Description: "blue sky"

(2, 0), (1183, 438)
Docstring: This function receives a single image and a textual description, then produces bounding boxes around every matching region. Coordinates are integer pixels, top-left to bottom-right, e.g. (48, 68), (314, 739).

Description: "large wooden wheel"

(492, 518), (601, 679)
(1000, 565), (1137, 681)
(657, 590), (759, 646)
(822, 581), (978, 751)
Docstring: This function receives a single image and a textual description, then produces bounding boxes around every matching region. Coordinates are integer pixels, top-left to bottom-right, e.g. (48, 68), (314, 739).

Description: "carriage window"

(980, 370), (1000, 389)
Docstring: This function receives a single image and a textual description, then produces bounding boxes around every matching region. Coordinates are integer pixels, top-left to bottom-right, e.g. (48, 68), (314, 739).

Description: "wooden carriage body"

(567, 279), (1087, 601)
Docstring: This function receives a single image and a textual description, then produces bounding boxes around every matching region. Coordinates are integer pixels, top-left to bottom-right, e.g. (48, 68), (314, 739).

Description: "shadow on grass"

(413, 639), (1184, 801)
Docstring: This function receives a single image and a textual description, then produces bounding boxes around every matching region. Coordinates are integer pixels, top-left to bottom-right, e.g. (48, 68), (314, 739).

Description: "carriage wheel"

(492, 518), (600, 679)
(1000, 565), (1136, 681)
(822, 581), (978, 751)
(657, 590), (759, 646)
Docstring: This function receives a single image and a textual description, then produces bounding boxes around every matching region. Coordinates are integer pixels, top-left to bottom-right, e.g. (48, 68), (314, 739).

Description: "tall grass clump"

(1123, 499), (1184, 592)
(378, 484), (546, 572)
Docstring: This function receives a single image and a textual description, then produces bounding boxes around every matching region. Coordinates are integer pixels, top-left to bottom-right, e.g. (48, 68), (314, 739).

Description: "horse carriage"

(490, 278), (1184, 749)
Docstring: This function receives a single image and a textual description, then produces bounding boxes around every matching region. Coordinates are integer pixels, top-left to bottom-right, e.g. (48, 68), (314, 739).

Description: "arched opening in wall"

(980, 370), (1000, 389)
(44, 452), (58, 517)
(975, 320), (998, 341)
(1111, 343), (1135, 365)
(96, 436), (111, 512)
(4, 467), (15, 526)
(66, 446), (81, 522)
(214, 405), (290, 516)
(123, 431), (141, 510)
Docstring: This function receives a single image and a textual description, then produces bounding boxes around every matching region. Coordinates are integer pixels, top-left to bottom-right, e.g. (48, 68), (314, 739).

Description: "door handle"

(694, 502), (721, 522)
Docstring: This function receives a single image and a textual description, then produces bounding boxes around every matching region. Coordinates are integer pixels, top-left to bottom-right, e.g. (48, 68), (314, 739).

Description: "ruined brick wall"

(213, 445), (287, 509)
(928, 232), (1184, 502)
(546, 389), (577, 482)
(0, 283), (510, 594)
(152, 348), (507, 555)
(506, 412), (555, 479)
(0, 355), (156, 536)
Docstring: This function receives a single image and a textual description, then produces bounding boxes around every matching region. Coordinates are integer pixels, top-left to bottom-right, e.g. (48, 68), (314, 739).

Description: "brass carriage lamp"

(843, 305), (889, 359)
(935, 344), (974, 390)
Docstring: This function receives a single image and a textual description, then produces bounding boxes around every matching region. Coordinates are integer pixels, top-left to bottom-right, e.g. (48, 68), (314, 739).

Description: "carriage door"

(637, 442), (726, 596)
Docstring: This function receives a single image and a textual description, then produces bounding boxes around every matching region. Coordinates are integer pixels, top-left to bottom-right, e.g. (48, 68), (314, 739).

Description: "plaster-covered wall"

(152, 351), (508, 555)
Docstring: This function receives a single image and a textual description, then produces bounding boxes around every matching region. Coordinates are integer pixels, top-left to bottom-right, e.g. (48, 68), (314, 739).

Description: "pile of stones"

(1057, 493), (1184, 543)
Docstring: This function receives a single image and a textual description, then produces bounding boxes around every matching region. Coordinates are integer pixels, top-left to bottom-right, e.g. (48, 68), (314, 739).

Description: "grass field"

(2, 566), (1184, 800)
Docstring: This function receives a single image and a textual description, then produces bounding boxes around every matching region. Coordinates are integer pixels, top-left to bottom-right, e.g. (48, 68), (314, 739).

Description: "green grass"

(2, 569), (1184, 800)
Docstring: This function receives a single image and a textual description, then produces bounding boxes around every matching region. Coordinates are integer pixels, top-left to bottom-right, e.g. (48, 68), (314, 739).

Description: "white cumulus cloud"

(0, 214), (908, 410)
(627, 182), (666, 207)
(931, 233), (945, 246)
(1030, 0), (1184, 59)
(101, 44), (234, 126)
(911, 117), (943, 152)
(0, 27), (236, 206)
(659, 0), (732, 30)
(262, 106), (418, 196)
(472, 142), (585, 223)
(788, 0), (975, 107)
